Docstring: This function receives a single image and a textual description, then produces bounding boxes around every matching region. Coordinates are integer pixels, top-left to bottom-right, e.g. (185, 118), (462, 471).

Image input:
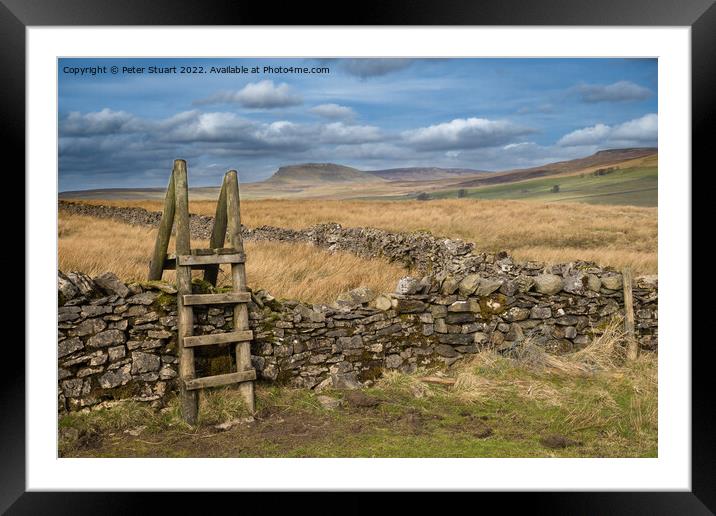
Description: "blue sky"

(58, 58), (657, 191)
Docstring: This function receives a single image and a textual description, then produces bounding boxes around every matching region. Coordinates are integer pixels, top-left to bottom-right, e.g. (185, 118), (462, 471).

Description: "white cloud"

(194, 80), (302, 108)
(61, 108), (145, 136)
(558, 113), (657, 147)
(319, 122), (382, 144)
(575, 81), (652, 103)
(310, 103), (356, 120)
(503, 142), (536, 150)
(403, 117), (533, 151)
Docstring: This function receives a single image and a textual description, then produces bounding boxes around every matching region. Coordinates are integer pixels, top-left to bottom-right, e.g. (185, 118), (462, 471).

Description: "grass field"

(59, 323), (657, 458)
(429, 166), (658, 207)
(67, 196), (658, 275)
(59, 213), (410, 303)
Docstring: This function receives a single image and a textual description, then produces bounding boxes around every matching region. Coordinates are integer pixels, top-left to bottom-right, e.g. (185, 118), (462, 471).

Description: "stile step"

(176, 252), (245, 266)
(183, 330), (253, 348)
(182, 292), (251, 306)
(185, 369), (256, 390)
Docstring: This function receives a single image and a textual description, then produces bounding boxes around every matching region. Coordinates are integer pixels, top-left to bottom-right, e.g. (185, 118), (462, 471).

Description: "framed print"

(7, 0), (712, 512)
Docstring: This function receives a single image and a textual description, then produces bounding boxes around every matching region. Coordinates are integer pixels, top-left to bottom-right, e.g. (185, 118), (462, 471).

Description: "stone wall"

(57, 264), (658, 412)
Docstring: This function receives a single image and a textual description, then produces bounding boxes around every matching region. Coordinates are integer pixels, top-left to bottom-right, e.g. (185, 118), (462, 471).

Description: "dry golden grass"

(58, 213), (411, 303)
(70, 197), (657, 274)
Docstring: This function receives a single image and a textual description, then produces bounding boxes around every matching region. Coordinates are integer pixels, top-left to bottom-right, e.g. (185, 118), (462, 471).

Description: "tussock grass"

(445, 319), (656, 440)
(197, 387), (252, 425)
(58, 213), (410, 303)
(503, 317), (629, 376)
(72, 197), (657, 274)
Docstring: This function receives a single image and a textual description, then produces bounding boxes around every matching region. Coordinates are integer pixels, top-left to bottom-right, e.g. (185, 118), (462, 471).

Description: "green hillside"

(430, 166), (657, 207)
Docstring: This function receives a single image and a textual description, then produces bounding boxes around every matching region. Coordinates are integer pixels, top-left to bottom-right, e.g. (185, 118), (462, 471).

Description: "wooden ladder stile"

(148, 159), (255, 425)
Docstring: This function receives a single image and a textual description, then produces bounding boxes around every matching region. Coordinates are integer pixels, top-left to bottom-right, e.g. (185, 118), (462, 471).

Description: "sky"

(58, 58), (657, 191)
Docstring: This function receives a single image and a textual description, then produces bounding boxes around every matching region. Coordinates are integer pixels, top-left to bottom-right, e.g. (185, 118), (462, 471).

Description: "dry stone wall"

(58, 263), (658, 412)
(59, 200), (545, 275)
(58, 200), (657, 412)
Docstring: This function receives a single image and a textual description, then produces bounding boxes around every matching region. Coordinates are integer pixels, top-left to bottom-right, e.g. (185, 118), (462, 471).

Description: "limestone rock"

(126, 291), (159, 305)
(533, 274), (563, 295)
(58, 271), (79, 302)
(504, 307), (530, 322)
(396, 276), (422, 295)
(385, 354), (404, 369)
(316, 395), (342, 410)
(131, 351), (161, 374)
(458, 274), (481, 296)
(441, 277), (459, 295)
(65, 271), (98, 298)
(93, 272), (130, 298)
(563, 273), (588, 295)
(336, 286), (377, 307)
(58, 337), (84, 358)
(395, 299), (427, 314)
(87, 329), (125, 348)
(435, 344), (459, 358)
(331, 372), (361, 390)
(587, 274), (602, 292)
(530, 306), (552, 319)
(473, 332), (488, 346)
(475, 278), (503, 296)
(601, 273), (623, 290)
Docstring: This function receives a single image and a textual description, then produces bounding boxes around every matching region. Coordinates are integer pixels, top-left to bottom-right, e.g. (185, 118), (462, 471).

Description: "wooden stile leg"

(174, 159), (199, 424)
(148, 171), (176, 281)
(226, 170), (255, 413)
(203, 177), (228, 286)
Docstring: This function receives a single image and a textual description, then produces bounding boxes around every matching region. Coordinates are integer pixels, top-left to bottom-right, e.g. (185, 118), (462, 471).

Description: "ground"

(59, 332), (657, 458)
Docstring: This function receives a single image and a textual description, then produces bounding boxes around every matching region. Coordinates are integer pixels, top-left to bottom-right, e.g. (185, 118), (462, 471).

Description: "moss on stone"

(478, 293), (508, 316)
(191, 278), (215, 294)
(152, 292), (177, 311)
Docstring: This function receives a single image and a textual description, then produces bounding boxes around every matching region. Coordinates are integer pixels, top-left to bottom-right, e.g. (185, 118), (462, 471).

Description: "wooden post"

(202, 177), (228, 286)
(623, 267), (638, 361)
(174, 159), (199, 424)
(148, 171), (176, 280)
(225, 170), (255, 413)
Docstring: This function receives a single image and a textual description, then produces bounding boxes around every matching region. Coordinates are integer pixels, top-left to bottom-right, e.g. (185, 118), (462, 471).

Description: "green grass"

(428, 166), (657, 207)
(59, 350), (657, 458)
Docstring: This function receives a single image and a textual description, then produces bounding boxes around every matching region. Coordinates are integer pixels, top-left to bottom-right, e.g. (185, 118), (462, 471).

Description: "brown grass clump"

(69, 198), (657, 274)
(58, 213), (410, 303)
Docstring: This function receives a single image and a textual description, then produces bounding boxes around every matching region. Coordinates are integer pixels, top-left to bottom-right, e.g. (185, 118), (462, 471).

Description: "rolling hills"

(59, 147), (657, 206)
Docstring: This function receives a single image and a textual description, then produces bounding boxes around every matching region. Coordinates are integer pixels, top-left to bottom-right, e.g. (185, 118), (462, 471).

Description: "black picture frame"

(6, 0), (710, 512)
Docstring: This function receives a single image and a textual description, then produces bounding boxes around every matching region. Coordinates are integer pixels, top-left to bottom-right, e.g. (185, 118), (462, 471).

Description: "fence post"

(623, 268), (638, 361)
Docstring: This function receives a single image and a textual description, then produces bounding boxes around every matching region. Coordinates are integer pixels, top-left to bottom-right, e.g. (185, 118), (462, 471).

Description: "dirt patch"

(448, 413), (494, 439)
(539, 434), (582, 449)
(344, 390), (380, 408)
(256, 409), (329, 442)
(399, 410), (426, 435)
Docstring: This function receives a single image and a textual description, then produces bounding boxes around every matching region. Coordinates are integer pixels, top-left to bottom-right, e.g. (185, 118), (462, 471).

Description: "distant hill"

(453, 148), (657, 189)
(365, 167), (489, 182)
(264, 163), (384, 185)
